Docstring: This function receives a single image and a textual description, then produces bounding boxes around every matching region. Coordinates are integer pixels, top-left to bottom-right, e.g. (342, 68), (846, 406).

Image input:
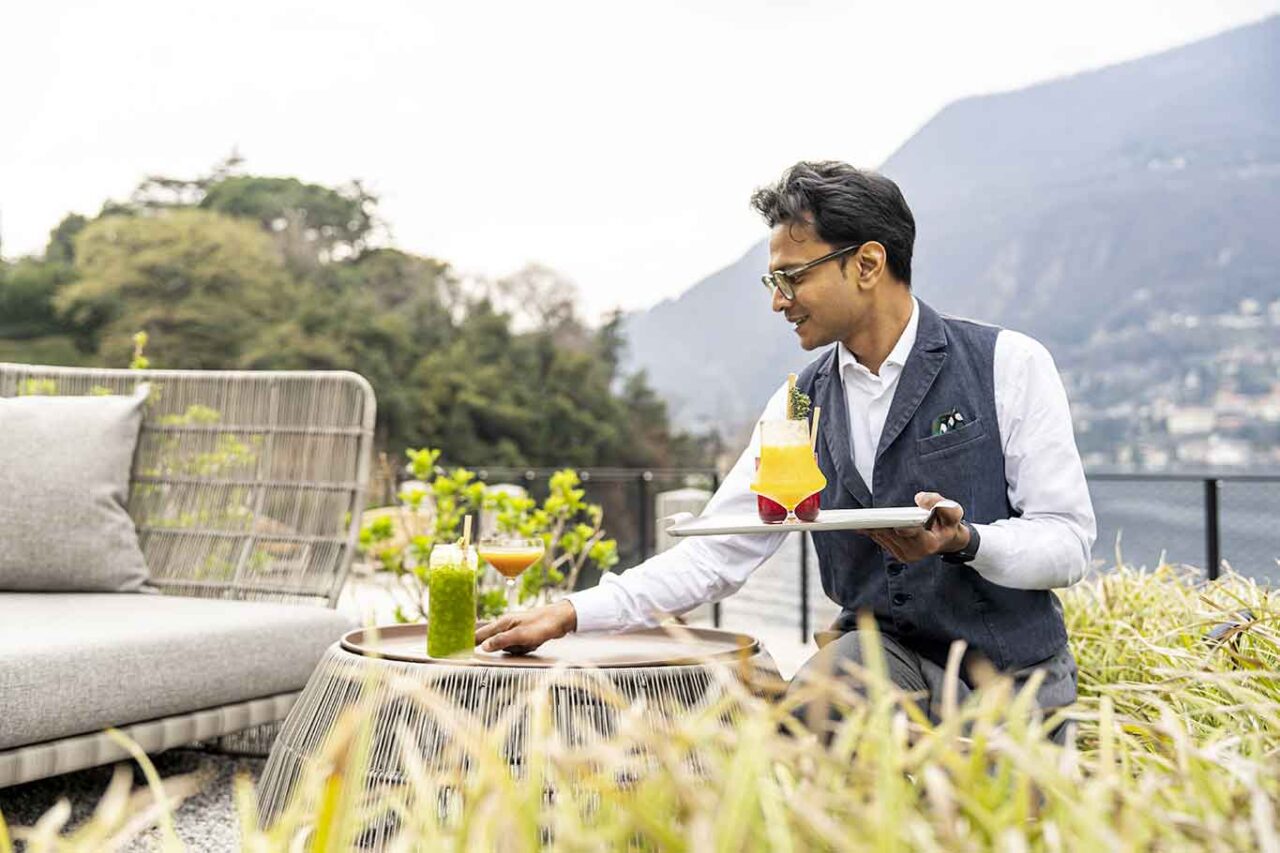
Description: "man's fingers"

(915, 491), (944, 509)
(483, 620), (551, 653)
(918, 492), (964, 530)
(481, 626), (523, 652)
(475, 616), (513, 644)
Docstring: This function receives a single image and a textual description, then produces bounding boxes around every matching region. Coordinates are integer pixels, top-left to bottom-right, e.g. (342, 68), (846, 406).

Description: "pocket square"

(930, 408), (970, 436)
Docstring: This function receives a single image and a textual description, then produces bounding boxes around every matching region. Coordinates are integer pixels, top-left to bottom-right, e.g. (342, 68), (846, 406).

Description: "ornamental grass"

(6, 563), (1280, 851)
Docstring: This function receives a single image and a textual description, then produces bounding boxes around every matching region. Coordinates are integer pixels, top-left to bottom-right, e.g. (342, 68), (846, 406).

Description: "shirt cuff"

(965, 522), (1013, 585)
(565, 583), (623, 633)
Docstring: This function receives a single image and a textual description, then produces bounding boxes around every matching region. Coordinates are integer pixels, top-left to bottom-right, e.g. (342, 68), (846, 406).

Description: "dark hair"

(750, 161), (915, 285)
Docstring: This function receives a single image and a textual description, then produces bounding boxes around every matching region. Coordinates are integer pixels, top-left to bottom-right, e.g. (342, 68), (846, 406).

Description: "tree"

(1, 160), (716, 471)
(200, 175), (378, 270)
(243, 248), (457, 448)
(486, 263), (581, 334)
(56, 209), (291, 367)
(0, 258), (77, 340)
(45, 214), (89, 265)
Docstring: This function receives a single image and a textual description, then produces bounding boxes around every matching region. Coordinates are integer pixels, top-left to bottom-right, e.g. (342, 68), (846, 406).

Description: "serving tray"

(665, 506), (932, 537)
(340, 623), (760, 668)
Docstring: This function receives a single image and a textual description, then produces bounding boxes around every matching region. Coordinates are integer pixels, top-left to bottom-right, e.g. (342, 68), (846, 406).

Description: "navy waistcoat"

(796, 299), (1068, 672)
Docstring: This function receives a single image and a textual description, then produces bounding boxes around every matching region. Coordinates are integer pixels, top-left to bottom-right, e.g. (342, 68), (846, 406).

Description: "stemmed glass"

(750, 419), (827, 523)
(477, 536), (546, 613)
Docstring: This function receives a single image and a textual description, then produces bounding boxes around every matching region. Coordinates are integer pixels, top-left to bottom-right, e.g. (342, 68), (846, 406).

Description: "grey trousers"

(785, 631), (1078, 745)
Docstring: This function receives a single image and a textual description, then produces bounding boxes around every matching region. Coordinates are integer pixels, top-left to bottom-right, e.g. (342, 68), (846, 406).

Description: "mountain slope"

(623, 15), (1280, 433)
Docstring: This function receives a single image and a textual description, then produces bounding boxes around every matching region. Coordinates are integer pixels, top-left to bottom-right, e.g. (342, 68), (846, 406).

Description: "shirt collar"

(837, 297), (920, 379)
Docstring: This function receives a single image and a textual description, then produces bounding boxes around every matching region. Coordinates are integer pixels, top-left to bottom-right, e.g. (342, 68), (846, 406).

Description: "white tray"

(665, 506), (933, 537)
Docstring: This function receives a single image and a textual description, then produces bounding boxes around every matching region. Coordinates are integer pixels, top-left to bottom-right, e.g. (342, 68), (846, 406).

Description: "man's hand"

(475, 599), (578, 655)
(866, 491), (969, 564)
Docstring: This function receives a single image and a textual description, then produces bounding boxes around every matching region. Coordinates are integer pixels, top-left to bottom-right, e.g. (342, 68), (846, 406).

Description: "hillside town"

(1065, 297), (1280, 470)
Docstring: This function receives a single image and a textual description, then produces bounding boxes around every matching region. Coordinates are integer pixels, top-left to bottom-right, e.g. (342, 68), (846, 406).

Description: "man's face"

(767, 221), (861, 350)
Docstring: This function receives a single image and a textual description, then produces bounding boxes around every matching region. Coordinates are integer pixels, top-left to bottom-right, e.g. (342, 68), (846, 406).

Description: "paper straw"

(461, 515), (473, 552)
(786, 372), (797, 419)
(810, 406), (822, 452)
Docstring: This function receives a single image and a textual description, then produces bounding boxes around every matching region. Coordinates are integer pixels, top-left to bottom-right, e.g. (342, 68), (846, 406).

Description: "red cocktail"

(755, 456), (821, 523)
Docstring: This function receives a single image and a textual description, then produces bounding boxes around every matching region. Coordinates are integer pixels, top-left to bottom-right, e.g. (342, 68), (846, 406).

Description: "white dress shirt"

(567, 298), (1097, 633)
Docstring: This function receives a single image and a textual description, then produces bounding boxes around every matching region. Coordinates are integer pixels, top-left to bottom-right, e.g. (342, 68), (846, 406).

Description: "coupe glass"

(478, 537), (546, 613)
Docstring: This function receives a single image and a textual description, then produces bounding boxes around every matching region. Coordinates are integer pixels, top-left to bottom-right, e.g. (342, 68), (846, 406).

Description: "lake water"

(708, 477), (1280, 640)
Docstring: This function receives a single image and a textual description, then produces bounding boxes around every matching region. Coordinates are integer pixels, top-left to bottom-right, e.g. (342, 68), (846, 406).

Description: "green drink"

(427, 544), (477, 658)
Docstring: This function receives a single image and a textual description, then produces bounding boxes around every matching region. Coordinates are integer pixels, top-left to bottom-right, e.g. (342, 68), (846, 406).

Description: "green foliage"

(21, 567), (1280, 850)
(789, 386), (811, 421)
(0, 257), (78, 340)
(0, 334), (90, 366)
(57, 209), (292, 368)
(129, 331), (150, 370)
(200, 175), (376, 268)
(358, 448), (617, 620)
(45, 213), (89, 265)
(17, 378), (58, 396)
(0, 162), (715, 471)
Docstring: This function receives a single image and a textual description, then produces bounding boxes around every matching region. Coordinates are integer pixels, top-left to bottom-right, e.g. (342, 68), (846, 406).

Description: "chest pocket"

(915, 416), (988, 459)
(913, 416), (990, 511)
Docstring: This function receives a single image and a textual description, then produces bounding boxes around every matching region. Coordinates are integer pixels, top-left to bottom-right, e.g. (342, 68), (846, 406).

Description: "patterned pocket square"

(930, 408), (970, 436)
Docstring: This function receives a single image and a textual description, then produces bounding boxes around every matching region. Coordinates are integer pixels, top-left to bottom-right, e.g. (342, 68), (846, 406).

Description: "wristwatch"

(941, 521), (980, 564)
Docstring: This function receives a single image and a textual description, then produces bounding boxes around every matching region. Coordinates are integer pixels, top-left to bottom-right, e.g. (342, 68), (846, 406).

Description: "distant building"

(1205, 435), (1251, 467)
(1167, 407), (1216, 436)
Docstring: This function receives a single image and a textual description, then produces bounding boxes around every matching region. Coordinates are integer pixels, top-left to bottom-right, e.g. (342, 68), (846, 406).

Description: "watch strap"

(941, 521), (980, 564)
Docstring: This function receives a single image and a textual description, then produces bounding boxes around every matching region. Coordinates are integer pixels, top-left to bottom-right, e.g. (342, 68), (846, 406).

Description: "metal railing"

(778, 471), (1280, 643)
(471, 465), (719, 561)
(382, 465), (1280, 643)
(1085, 471), (1280, 581)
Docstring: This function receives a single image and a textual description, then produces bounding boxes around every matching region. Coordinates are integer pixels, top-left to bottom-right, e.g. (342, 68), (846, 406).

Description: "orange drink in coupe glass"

(478, 537), (545, 613)
(750, 419), (826, 523)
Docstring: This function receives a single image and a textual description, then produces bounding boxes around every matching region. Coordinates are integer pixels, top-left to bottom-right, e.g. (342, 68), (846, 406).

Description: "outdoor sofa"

(0, 363), (375, 788)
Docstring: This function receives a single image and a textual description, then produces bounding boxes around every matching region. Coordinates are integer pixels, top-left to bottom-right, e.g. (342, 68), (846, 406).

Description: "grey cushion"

(0, 593), (354, 750)
(0, 389), (149, 591)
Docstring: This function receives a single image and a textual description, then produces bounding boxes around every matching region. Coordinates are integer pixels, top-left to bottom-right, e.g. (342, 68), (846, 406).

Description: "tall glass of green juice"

(427, 543), (477, 658)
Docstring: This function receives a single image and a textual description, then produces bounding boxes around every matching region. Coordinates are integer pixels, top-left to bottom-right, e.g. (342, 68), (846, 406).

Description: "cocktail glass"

(427, 543), (478, 658)
(756, 456), (822, 522)
(478, 537), (546, 614)
(750, 419), (827, 524)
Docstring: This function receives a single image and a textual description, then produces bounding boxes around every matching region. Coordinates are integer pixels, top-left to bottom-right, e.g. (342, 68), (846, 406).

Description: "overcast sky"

(2, 1), (1277, 320)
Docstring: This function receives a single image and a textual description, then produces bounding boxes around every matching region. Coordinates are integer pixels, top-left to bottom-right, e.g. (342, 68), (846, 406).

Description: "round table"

(256, 623), (777, 845)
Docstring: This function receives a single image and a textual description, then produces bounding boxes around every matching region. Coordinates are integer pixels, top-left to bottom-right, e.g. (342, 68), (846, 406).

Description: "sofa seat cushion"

(0, 593), (355, 750)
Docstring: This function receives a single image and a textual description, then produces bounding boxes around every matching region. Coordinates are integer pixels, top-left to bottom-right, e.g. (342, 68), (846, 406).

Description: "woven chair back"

(0, 363), (376, 606)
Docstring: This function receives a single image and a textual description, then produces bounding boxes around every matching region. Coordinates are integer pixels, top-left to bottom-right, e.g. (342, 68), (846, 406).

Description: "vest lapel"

(814, 349), (873, 507)
(875, 300), (949, 465)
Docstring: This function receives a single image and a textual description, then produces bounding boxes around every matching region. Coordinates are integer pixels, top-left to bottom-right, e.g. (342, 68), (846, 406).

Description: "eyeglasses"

(761, 243), (864, 300)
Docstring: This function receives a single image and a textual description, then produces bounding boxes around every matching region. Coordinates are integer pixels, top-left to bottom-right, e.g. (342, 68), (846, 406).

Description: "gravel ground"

(0, 749), (263, 851)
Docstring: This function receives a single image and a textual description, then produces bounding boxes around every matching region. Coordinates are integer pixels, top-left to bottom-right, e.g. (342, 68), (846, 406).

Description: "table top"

(340, 623), (760, 669)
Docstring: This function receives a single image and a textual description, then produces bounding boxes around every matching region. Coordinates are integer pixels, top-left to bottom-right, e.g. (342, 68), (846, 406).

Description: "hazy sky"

(3, 1), (1277, 320)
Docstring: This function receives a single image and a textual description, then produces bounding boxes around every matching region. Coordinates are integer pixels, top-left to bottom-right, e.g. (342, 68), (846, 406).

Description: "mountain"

(622, 15), (1280, 438)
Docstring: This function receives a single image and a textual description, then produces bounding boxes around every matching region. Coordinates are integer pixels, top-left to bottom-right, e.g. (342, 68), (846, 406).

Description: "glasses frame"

(761, 242), (864, 300)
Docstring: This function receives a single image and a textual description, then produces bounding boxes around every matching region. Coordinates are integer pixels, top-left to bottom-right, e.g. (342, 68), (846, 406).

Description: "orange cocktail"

(478, 538), (545, 612)
(750, 419), (826, 523)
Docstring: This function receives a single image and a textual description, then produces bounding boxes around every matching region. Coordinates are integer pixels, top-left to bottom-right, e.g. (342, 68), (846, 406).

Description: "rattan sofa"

(0, 363), (376, 787)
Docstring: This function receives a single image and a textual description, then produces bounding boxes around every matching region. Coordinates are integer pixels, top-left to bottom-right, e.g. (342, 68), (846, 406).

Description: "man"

(477, 161), (1096, 731)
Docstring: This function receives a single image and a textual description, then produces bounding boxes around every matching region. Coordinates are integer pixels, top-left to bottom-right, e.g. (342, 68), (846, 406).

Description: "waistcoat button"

(892, 593), (911, 606)
(887, 562), (905, 576)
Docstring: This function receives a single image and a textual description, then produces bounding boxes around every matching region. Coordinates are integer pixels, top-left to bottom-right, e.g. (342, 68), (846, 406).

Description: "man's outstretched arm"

(478, 382), (792, 653)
